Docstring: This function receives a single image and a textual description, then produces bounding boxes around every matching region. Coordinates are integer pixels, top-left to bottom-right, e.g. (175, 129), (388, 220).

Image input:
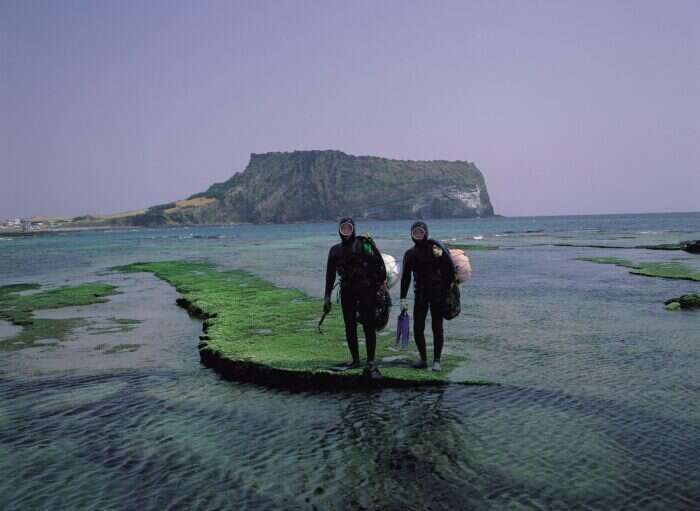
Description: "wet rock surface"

(664, 293), (700, 310)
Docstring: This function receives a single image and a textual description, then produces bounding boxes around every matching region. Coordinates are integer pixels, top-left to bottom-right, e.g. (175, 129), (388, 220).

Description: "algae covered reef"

(0, 282), (118, 350)
(449, 243), (499, 251)
(664, 294), (700, 311)
(115, 261), (481, 389)
(556, 240), (700, 253)
(576, 257), (700, 282)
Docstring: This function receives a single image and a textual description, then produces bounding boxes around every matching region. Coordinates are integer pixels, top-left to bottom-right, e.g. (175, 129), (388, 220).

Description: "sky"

(1, 0), (698, 219)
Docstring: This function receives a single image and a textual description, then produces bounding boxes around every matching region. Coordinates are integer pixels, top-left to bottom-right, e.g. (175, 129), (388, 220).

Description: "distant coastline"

(3, 211), (700, 239)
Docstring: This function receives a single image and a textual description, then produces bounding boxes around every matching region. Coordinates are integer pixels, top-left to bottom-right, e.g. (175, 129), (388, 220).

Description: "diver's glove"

(323, 296), (332, 314)
(400, 299), (408, 312)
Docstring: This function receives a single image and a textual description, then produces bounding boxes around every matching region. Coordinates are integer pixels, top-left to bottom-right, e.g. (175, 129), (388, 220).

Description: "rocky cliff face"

(124, 150), (495, 225)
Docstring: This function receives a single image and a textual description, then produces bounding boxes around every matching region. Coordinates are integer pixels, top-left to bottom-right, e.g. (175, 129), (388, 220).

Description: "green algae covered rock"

(116, 261), (485, 390)
(576, 257), (700, 282)
(449, 243), (499, 251)
(0, 282), (118, 350)
(664, 294), (700, 311)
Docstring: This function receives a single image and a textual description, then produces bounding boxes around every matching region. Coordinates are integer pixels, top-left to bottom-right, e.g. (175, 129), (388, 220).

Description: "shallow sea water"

(1, 213), (699, 510)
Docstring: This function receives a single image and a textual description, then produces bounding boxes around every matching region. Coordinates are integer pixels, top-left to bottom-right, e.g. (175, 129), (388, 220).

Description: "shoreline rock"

(116, 260), (490, 391)
(664, 294), (700, 311)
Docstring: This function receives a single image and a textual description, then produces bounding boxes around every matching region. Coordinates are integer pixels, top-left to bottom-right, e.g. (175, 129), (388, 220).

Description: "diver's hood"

(338, 217), (356, 245)
(411, 221), (429, 245)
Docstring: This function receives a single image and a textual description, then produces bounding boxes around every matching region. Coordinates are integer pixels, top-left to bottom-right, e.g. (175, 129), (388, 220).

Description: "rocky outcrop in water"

(664, 294), (700, 311)
(118, 150), (495, 226)
(682, 240), (700, 254)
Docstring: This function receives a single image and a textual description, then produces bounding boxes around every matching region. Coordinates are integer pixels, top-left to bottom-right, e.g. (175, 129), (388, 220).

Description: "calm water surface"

(1, 213), (699, 510)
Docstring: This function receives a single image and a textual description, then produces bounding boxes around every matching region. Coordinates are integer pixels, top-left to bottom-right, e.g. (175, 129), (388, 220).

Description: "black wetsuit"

(325, 218), (385, 364)
(400, 221), (456, 363)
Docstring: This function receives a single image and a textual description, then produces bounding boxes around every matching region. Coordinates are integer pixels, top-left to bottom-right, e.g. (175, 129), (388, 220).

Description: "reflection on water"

(2, 372), (699, 509)
(1, 213), (699, 509)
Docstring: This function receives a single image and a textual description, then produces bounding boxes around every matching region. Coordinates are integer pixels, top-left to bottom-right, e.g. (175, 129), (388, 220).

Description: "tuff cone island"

(66, 150), (495, 227)
(115, 261), (490, 390)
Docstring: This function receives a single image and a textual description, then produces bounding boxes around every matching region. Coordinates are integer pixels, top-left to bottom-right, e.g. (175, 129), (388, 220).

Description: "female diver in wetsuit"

(400, 221), (456, 371)
(324, 217), (385, 379)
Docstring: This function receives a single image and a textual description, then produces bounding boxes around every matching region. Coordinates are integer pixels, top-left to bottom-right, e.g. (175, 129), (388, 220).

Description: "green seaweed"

(554, 241), (697, 251)
(110, 317), (141, 326)
(664, 294), (700, 311)
(0, 283), (41, 295)
(115, 261), (482, 387)
(576, 257), (700, 282)
(1, 318), (88, 351)
(450, 243), (499, 251)
(0, 282), (118, 350)
(95, 343), (141, 354)
(576, 256), (636, 267)
(85, 317), (142, 335)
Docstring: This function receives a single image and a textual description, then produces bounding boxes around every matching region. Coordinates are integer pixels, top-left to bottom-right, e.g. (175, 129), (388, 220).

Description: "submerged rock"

(664, 294), (700, 311)
(577, 257), (700, 281)
(0, 282), (118, 350)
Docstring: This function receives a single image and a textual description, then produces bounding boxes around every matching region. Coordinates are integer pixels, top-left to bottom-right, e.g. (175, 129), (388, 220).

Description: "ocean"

(1, 212), (699, 509)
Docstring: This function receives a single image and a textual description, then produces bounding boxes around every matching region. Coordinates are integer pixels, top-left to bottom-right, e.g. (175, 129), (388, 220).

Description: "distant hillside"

(85, 150), (495, 226)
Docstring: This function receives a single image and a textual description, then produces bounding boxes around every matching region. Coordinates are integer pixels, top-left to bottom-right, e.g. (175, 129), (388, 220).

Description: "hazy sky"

(1, 0), (698, 219)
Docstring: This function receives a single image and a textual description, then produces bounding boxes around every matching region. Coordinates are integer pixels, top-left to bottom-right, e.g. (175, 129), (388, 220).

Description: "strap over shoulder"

(432, 239), (457, 275)
(356, 234), (387, 283)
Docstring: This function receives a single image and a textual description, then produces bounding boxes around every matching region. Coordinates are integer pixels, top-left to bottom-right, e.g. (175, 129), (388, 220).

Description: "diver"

(324, 217), (385, 379)
(400, 221), (457, 371)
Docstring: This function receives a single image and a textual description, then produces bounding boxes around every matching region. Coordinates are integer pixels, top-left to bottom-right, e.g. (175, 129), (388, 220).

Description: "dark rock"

(682, 240), (700, 254)
(664, 294), (700, 310)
